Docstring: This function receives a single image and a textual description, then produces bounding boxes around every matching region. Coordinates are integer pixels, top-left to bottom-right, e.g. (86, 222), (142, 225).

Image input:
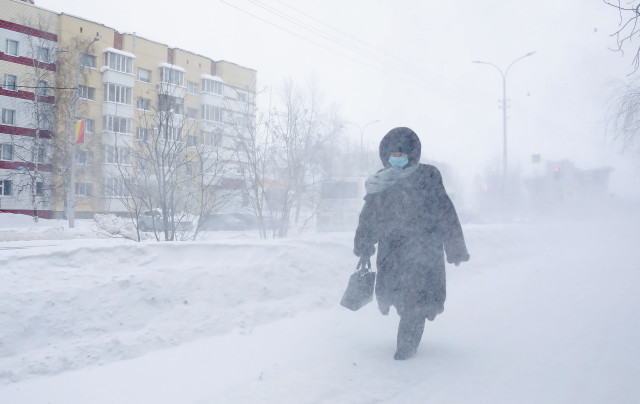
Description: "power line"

(273, 0), (437, 77)
(247, 0), (461, 88)
(13, 85), (78, 90)
(247, 0), (390, 65)
(218, 0), (391, 75)
(275, 0), (384, 51)
(219, 0), (460, 92)
(219, 0), (542, 117)
(219, 1), (592, 162)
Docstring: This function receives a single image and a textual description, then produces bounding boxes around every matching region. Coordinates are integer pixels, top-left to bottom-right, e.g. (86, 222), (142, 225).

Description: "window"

(187, 135), (197, 146)
(104, 145), (115, 163)
(75, 182), (93, 197)
(202, 78), (223, 96)
(37, 113), (52, 131)
(158, 94), (183, 115)
(35, 181), (44, 197)
(78, 85), (95, 100)
(237, 91), (247, 103)
(188, 81), (198, 94)
(0, 143), (13, 160)
(186, 163), (196, 176)
(161, 67), (184, 86)
(1, 109), (16, 125)
(201, 105), (223, 122)
(161, 126), (182, 142)
(119, 146), (131, 165)
(187, 107), (198, 120)
(104, 177), (126, 198)
(103, 116), (132, 134)
(104, 145), (131, 165)
(80, 53), (96, 68)
(203, 131), (222, 147)
(136, 97), (151, 110)
(36, 80), (48, 96)
(136, 127), (150, 142)
(3, 74), (18, 91)
(235, 115), (248, 128)
(0, 180), (12, 196)
(104, 51), (133, 74)
(32, 145), (47, 164)
(84, 119), (95, 133)
(233, 139), (246, 152)
(5, 39), (18, 56)
(138, 68), (151, 83)
(37, 47), (50, 63)
(76, 150), (93, 165)
(104, 83), (132, 105)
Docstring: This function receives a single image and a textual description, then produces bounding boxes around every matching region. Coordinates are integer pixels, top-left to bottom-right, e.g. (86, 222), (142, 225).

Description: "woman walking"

(354, 127), (470, 360)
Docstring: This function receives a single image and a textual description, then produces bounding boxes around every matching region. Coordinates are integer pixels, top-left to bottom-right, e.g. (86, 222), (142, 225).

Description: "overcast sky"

(33, 0), (640, 198)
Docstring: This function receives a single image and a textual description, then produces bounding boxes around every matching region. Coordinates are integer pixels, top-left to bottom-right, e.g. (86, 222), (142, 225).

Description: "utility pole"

(473, 51), (536, 181)
(68, 34), (100, 228)
(347, 120), (381, 174)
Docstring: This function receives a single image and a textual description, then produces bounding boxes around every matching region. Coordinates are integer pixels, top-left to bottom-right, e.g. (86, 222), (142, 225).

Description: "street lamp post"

(68, 34), (100, 228)
(347, 120), (380, 173)
(473, 51), (535, 180)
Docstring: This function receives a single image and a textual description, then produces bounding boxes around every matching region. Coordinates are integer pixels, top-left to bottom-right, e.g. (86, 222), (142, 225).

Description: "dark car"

(138, 209), (193, 232)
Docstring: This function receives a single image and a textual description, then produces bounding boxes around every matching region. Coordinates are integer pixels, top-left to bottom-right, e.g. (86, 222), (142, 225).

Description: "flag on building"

(75, 120), (85, 144)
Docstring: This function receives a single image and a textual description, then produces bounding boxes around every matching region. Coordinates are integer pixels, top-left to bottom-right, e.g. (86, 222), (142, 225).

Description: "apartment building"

(0, 0), (257, 219)
(0, 0), (57, 217)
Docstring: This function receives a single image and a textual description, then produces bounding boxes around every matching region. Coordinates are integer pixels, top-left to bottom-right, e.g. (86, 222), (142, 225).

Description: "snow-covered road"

(0, 214), (639, 403)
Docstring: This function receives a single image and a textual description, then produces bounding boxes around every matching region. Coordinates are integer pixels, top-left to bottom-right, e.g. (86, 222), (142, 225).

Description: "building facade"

(0, 0), (58, 217)
(1, 0), (256, 219)
(525, 159), (612, 214)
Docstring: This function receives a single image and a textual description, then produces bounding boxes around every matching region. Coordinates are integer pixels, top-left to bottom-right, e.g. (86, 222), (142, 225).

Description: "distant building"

(1, 0), (256, 218)
(525, 159), (612, 214)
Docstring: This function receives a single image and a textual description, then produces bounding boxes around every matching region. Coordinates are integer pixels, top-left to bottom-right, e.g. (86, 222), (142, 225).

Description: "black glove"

(449, 253), (470, 267)
(357, 256), (371, 270)
(353, 245), (376, 258)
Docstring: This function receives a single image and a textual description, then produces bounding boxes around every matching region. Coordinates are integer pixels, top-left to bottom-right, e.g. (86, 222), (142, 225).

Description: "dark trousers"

(397, 315), (426, 355)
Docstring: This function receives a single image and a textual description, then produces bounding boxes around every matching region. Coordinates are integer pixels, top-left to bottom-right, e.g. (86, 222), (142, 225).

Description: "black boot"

(394, 315), (425, 360)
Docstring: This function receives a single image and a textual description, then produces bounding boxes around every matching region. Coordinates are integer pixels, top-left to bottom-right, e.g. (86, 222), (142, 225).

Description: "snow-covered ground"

(1, 207), (639, 403)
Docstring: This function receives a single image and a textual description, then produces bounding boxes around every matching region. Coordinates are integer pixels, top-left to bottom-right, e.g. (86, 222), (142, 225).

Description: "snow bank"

(1, 211), (639, 403)
(0, 225), (354, 384)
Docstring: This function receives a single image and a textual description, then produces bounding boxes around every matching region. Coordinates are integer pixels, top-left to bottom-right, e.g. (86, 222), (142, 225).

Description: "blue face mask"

(388, 155), (409, 168)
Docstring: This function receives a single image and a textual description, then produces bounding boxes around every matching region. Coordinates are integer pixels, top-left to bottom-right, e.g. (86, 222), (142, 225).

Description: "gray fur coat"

(354, 163), (469, 320)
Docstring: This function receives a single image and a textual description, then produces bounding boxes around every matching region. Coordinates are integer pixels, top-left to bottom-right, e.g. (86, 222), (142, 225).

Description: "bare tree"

(4, 15), (58, 220)
(231, 89), (276, 239)
(605, 0), (640, 73)
(607, 78), (640, 155)
(603, 1), (640, 155)
(126, 80), (197, 241)
(269, 78), (343, 237)
(102, 71), (251, 241)
(232, 78), (344, 238)
(104, 129), (150, 241)
(187, 124), (237, 239)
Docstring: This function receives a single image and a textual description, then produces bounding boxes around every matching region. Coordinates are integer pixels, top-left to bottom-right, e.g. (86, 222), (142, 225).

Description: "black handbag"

(340, 267), (376, 311)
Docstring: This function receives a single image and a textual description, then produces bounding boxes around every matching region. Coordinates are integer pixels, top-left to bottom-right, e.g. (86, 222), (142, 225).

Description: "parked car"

(201, 213), (260, 231)
(138, 209), (162, 232)
(138, 209), (193, 232)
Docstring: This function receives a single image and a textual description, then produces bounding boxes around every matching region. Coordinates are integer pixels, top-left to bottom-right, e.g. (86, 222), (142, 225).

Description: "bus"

(317, 177), (366, 232)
